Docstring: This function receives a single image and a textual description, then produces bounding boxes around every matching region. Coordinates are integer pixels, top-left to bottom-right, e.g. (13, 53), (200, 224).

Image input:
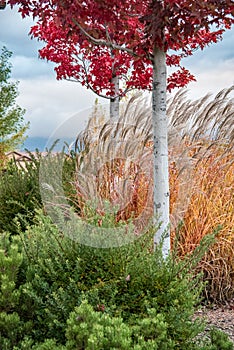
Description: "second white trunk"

(110, 75), (120, 119)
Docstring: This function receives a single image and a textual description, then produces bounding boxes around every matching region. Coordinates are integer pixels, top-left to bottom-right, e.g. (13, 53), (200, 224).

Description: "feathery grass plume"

(73, 88), (233, 301)
(74, 87), (233, 230)
(74, 95), (154, 235)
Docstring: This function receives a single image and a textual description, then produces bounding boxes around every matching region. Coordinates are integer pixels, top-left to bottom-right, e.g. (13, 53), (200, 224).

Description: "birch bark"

(152, 46), (170, 258)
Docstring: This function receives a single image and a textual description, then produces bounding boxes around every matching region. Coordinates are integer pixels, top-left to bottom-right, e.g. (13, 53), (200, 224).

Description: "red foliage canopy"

(9, 0), (234, 97)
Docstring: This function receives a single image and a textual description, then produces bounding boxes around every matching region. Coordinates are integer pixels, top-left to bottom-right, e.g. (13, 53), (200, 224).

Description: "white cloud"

(181, 58), (234, 100)
(168, 28), (234, 100)
(0, 6), (40, 57)
(11, 55), (56, 79)
(16, 78), (97, 137)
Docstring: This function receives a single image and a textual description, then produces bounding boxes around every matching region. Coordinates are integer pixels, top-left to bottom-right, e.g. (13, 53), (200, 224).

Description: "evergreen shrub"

(0, 211), (233, 349)
(0, 154), (41, 234)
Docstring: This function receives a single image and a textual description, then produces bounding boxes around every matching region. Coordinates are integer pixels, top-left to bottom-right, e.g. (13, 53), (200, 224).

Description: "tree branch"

(72, 18), (139, 58)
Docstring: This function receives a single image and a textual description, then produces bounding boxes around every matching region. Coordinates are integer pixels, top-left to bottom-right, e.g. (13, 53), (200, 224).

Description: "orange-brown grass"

(173, 146), (234, 302)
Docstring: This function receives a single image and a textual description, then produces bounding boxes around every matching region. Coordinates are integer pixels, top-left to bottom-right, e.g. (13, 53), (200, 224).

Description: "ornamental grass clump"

(176, 146), (234, 302)
(73, 87), (234, 302)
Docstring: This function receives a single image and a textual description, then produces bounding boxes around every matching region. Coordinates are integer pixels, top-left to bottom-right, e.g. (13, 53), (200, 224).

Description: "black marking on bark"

(153, 82), (159, 89)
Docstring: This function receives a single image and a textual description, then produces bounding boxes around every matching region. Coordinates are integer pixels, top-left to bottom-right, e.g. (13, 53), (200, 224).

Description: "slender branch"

(79, 54), (115, 99)
(68, 53), (128, 100)
(66, 77), (116, 100)
(72, 18), (139, 57)
(84, 84), (116, 100)
(104, 24), (113, 48)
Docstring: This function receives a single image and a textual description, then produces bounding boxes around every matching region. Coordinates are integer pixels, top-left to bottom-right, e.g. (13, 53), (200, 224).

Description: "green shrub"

(65, 300), (174, 350)
(1, 210), (233, 349)
(208, 328), (233, 350)
(0, 234), (32, 349)
(31, 339), (66, 350)
(66, 300), (132, 349)
(14, 212), (205, 345)
(65, 301), (233, 350)
(12, 338), (66, 350)
(15, 213), (82, 344)
(0, 153), (42, 234)
(0, 148), (76, 236)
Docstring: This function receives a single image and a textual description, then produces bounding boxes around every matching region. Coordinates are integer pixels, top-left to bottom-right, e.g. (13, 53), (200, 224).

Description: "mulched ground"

(195, 302), (234, 343)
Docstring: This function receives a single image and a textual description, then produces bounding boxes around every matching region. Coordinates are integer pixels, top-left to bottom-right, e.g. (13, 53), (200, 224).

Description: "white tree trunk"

(152, 46), (170, 258)
(110, 75), (120, 119)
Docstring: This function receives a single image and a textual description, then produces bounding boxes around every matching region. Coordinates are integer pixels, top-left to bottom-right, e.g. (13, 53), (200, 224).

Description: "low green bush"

(0, 211), (233, 349)
(0, 234), (33, 350)
(0, 153), (42, 235)
(0, 148), (76, 236)
(65, 300), (234, 350)
(208, 328), (234, 350)
(66, 300), (132, 349)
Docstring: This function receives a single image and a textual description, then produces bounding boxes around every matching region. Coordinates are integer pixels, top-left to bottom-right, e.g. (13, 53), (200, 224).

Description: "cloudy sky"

(0, 5), (234, 138)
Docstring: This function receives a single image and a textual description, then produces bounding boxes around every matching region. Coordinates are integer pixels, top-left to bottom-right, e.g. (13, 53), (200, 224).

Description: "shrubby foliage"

(0, 211), (233, 349)
(0, 153), (42, 234)
(0, 149), (76, 235)
(0, 234), (32, 349)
